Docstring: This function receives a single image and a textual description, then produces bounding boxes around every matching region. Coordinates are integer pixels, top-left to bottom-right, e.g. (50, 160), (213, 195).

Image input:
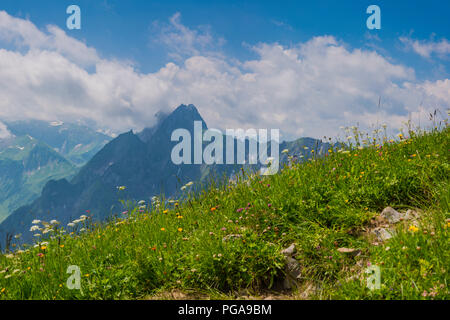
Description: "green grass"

(0, 125), (449, 300)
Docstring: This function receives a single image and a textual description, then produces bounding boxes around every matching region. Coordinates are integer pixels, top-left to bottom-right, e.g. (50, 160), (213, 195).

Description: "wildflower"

(41, 246), (47, 250)
(268, 203), (272, 208)
(282, 149), (289, 154)
(416, 246), (421, 251)
(67, 223), (75, 227)
(163, 209), (169, 214)
(122, 211), (128, 215)
(32, 219), (41, 224)
(160, 228), (166, 231)
(178, 228), (183, 232)
(0, 288), (5, 293)
(14, 234), (22, 239)
(408, 225), (419, 233)
(221, 227), (227, 231)
(138, 200), (146, 205)
(236, 208), (243, 213)
(180, 186), (186, 191)
(210, 207), (217, 212)
(185, 181), (194, 187)
(50, 220), (60, 225)
(60, 245), (65, 248)
(79, 215), (87, 220)
(37, 253), (44, 258)
(30, 225), (40, 232)
(117, 186), (126, 191)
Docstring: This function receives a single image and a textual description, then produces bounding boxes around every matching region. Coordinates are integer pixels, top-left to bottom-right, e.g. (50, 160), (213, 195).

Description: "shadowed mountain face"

(0, 104), (331, 249)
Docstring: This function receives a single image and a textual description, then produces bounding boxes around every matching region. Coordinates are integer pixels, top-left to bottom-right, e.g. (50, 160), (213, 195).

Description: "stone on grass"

(381, 207), (402, 224)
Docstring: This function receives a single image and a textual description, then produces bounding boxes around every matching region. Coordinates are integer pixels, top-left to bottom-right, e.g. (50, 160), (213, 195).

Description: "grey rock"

(281, 243), (296, 256)
(373, 227), (395, 242)
(404, 209), (419, 221)
(381, 207), (401, 224)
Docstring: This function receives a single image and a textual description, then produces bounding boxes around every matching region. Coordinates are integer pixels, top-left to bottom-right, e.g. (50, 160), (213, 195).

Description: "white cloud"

(0, 11), (99, 67)
(0, 121), (12, 139)
(151, 12), (225, 61)
(0, 11), (448, 141)
(399, 36), (450, 59)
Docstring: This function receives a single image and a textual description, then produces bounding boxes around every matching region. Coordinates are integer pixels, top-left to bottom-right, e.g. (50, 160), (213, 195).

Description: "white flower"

(14, 234), (22, 239)
(42, 229), (53, 234)
(282, 149), (289, 154)
(32, 220), (41, 225)
(33, 234), (41, 237)
(67, 223), (75, 227)
(29, 225), (40, 232)
(40, 242), (49, 246)
(185, 181), (194, 187)
(50, 220), (60, 225)
(80, 228), (86, 232)
(72, 219), (82, 224)
(180, 186), (187, 191)
(138, 200), (146, 205)
(79, 215), (87, 220)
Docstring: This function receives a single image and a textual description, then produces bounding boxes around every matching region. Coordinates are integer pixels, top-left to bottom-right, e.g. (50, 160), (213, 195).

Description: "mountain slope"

(0, 126), (447, 300)
(0, 105), (329, 248)
(0, 135), (77, 223)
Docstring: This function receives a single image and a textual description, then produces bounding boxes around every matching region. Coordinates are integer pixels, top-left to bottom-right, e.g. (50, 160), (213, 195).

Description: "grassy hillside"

(0, 125), (448, 300)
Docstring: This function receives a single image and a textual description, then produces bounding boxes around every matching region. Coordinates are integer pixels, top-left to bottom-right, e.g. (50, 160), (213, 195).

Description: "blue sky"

(2, 0), (449, 76)
(0, 0), (448, 139)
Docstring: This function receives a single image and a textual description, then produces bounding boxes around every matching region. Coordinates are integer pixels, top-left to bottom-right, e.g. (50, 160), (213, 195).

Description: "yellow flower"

(161, 228), (166, 231)
(178, 228), (183, 232)
(210, 207), (217, 212)
(60, 245), (65, 248)
(85, 274), (90, 277)
(177, 216), (183, 219)
(40, 246), (47, 250)
(1, 288), (5, 293)
(408, 225), (419, 233)
(163, 209), (169, 214)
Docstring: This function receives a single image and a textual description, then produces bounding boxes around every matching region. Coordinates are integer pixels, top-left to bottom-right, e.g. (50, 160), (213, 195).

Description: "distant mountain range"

(0, 121), (112, 224)
(0, 105), (331, 250)
(5, 120), (111, 166)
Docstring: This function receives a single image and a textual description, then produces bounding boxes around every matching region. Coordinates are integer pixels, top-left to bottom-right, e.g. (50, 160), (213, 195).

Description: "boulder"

(372, 227), (395, 242)
(381, 207), (401, 224)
